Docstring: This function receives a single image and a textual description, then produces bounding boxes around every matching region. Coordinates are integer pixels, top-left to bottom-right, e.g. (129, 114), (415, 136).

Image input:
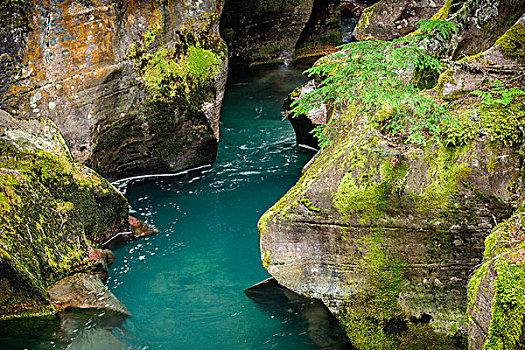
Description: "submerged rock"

(0, 0), (227, 181)
(129, 216), (159, 239)
(0, 111), (129, 320)
(47, 273), (129, 316)
(245, 278), (354, 349)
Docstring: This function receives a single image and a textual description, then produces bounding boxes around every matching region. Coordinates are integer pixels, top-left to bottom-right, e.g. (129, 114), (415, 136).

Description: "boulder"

(129, 216), (159, 239)
(47, 273), (130, 316)
(0, 110), (129, 320)
(438, 14), (525, 100)
(354, 0), (446, 41)
(0, 0), (227, 181)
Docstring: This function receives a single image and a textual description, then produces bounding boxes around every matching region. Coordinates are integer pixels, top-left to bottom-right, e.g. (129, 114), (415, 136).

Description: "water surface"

(1, 64), (351, 350)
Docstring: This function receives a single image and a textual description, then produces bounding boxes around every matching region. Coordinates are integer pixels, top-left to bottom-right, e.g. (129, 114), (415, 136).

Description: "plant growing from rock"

(291, 20), (459, 147)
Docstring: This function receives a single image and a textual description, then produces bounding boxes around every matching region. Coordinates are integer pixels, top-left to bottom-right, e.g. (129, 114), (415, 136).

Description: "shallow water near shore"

(0, 64), (352, 349)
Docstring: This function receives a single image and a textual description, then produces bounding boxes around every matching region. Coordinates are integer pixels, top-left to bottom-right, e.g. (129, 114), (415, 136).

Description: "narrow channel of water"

(0, 64), (352, 349)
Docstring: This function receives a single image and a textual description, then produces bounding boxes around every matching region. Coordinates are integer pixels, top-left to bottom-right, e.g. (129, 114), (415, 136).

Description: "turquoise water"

(0, 64), (351, 349)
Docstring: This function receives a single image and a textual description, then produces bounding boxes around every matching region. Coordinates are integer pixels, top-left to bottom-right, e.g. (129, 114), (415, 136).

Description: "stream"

(1, 64), (351, 350)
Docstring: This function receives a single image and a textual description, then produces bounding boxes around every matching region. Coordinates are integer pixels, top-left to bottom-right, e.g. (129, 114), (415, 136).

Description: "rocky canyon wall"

(260, 0), (525, 348)
(0, 0), (227, 181)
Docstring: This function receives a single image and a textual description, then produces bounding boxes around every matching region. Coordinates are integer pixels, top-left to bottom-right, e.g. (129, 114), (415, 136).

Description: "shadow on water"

(245, 278), (355, 350)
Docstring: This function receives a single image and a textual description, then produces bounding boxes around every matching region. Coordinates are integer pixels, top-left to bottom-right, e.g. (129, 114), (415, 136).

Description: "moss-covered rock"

(259, 89), (525, 346)
(0, 111), (129, 320)
(438, 14), (525, 100)
(467, 205), (525, 350)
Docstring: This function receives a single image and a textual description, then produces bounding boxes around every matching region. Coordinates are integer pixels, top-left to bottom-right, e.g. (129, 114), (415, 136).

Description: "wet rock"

(129, 216), (159, 239)
(354, 0), (446, 41)
(245, 278), (355, 349)
(47, 273), (130, 316)
(0, 0), (227, 181)
(0, 110), (129, 320)
(259, 103), (524, 345)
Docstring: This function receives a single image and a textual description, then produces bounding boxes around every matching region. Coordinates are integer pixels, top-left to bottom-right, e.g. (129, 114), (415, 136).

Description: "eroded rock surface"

(0, 110), (129, 320)
(0, 0), (227, 181)
(259, 96), (524, 346)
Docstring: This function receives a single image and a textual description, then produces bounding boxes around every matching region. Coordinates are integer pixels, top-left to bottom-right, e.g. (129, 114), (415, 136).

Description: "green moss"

(409, 146), (471, 214)
(355, 5), (375, 33)
(262, 250), (271, 269)
(336, 228), (465, 349)
(467, 206), (525, 349)
(252, 44), (282, 60)
(485, 253), (525, 350)
(440, 109), (478, 147)
(467, 261), (489, 309)
(478, 101), (525, 146)
(333, 153), (408, 221)
(299, 198), (321, 212)
(0, 139), (128, 320)
(495, 22), (525, 62)
(430, 0), (454, 21)
(436, 68), (459, 100)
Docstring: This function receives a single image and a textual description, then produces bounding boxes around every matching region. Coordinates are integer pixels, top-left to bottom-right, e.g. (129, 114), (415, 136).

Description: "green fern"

(292, 20), (459, 147)
(472, 80), (525, 107)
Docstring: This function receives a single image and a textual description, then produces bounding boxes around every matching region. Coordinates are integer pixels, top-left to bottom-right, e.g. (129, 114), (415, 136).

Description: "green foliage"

(292, 20), (459, 147)
(472, 79), (525, 107)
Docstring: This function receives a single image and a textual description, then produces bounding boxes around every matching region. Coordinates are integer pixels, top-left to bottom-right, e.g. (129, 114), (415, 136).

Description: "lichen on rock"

(0, 110), (129, 320)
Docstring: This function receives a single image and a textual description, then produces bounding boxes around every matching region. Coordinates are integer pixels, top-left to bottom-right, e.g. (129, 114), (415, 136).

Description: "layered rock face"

(0, 111), (129, 320)
(261, 2), (525, 348)
(260, 114), (523, 336)
(0, 0), (227, 181)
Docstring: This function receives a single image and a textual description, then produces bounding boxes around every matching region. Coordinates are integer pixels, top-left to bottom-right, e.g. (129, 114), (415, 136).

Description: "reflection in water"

(1, 64), (353, 349)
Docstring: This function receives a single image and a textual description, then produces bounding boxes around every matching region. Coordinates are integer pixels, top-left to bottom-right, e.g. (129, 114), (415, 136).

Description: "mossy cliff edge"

(259, 4), (525, 349)
(0, 0), (227, 181)
(0, 111), (129, 320)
